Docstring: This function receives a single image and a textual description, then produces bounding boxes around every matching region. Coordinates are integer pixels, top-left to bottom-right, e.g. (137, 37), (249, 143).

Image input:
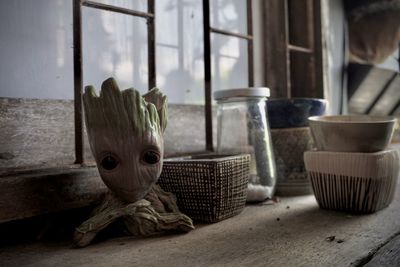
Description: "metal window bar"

(203, 0), (254, 152)
(72, 0), (156, 164)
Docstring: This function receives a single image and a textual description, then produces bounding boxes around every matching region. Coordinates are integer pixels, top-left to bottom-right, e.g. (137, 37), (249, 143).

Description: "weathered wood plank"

(263, 0), (324, 99)
(289, 0), (324, 99)
(0, 166), (107, 223)
(290, 51), (316, 98)
(0, 98), (78, 169)
(288, 0), (313, 48)
(0, 97), (215, 223)
(263, 0), (290, 98)
(0, 98), (208, 170)
(364, 234), (400, 267)
(0, 179), (399, 266)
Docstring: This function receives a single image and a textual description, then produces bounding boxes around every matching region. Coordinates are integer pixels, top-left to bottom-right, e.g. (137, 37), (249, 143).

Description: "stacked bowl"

(267, 98), (327, 195)
(305, 115), (399, 213)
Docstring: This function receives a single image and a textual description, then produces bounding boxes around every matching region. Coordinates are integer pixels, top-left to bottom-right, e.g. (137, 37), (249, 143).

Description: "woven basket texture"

(158, 154), (250, 222)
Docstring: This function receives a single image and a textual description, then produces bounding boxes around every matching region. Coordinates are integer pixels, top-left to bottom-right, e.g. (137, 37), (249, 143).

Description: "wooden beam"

(73, 0), (84, 164)
(0, 98), (211, 170)
(210, 27), (253, 40)
(263, 0), (290, 98)
(288, 44), (313, 54)
(288, 0), (324, 98)
(288, 0), (313, 49)
(0, 166), (107, 223)
(364, 234), (400, 266)
(82, 1), (155, 19)
(312, 0), (324, 98)
(290, 51), (315, 97)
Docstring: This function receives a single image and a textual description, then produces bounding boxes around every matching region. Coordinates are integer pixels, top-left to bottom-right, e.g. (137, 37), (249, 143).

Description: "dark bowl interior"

(267, 98), (327, 129)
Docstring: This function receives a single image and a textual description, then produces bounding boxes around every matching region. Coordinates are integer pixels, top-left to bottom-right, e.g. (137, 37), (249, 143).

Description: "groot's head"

(83, 78), (168, 203)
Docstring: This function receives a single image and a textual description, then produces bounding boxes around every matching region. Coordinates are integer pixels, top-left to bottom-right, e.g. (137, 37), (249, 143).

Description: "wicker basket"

(157, 154), (250, 222)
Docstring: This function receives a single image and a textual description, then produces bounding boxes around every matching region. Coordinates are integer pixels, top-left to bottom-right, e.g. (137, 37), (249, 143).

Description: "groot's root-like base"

(74, 185), (194, 247)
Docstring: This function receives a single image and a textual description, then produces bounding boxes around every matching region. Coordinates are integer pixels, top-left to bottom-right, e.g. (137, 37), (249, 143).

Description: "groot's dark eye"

(142, 150), (160, 165)
(101, 155), (119, 170)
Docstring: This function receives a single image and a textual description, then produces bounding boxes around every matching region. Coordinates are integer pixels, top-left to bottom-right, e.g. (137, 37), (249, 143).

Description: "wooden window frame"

(263, 0), (323, 99)
(73, 0), (156, 164)
(0, 0), (256, 224)
(203, 0), (254, 151)
(73, 0), (254, 163)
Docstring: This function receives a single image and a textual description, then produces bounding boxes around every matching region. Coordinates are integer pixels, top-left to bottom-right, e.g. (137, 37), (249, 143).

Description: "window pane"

(82, 7), (148, 94)
(0, 0), (76, 170)
(212, 35), (249, 93)
(156, 0), (205, 105)
(210, 0), (248, 35)
(89, 0), (147, 12)
(0, 0), (73, 99)
(156, 0), (206, 153)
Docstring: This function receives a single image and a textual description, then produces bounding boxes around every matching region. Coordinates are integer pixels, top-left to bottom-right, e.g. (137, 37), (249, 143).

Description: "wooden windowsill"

(0, 151), (209, 224)
(0, 179), (400, 266)
(1, 147), (399, 265)
(0, 165), (107, 223)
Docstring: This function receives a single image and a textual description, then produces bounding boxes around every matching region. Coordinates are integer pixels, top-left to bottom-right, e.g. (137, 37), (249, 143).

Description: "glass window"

(211, 35), (249, 92)
(82, 7), (149, 94)
(210, 0), (247, 35)
(156, 0), (205, 105)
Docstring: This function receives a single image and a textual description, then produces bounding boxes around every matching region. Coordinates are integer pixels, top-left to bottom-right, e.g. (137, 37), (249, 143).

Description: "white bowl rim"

(308, 115), (397, 124)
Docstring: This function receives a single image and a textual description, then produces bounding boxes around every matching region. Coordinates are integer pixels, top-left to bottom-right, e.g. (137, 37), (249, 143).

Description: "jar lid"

(213, 87), (270, 101)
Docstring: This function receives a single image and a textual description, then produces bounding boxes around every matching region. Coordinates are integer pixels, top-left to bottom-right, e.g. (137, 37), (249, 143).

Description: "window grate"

(72, 0), (156, 164)
(73, 0), (253, 164)
(203, 0), (254, 151)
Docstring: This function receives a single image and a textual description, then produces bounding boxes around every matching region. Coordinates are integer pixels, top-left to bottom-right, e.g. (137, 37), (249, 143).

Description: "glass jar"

(214, 88), (277, 201)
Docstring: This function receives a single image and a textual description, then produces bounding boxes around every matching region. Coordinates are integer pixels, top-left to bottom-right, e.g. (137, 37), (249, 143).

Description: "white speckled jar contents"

(214, 88), (277, 202)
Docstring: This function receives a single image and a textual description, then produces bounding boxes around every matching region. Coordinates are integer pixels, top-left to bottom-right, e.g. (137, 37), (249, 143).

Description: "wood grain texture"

(262, 0), (324, 99)
(0, 97), (208, 171)
(364, 234), (400, 267)
(1, 179), (399, 266)
(262, 0), (290, 98)
(0, 97), (79, 169)
(0, 166), (107, 223)
(0, 97), (210, 222)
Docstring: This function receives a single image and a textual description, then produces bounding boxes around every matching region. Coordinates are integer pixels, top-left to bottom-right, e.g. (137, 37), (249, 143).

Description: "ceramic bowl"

(309, 115), (397, 152)
(267, 98), (327, 129)
(304, 150), (399, 213)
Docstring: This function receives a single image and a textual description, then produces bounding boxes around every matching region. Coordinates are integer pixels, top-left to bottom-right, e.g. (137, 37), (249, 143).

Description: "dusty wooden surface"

(365, 235), (400, 267)
(1, 179), (399, 267)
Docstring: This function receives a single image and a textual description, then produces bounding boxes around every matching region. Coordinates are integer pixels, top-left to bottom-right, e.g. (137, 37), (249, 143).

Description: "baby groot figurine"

(74, 78), (194, 247)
